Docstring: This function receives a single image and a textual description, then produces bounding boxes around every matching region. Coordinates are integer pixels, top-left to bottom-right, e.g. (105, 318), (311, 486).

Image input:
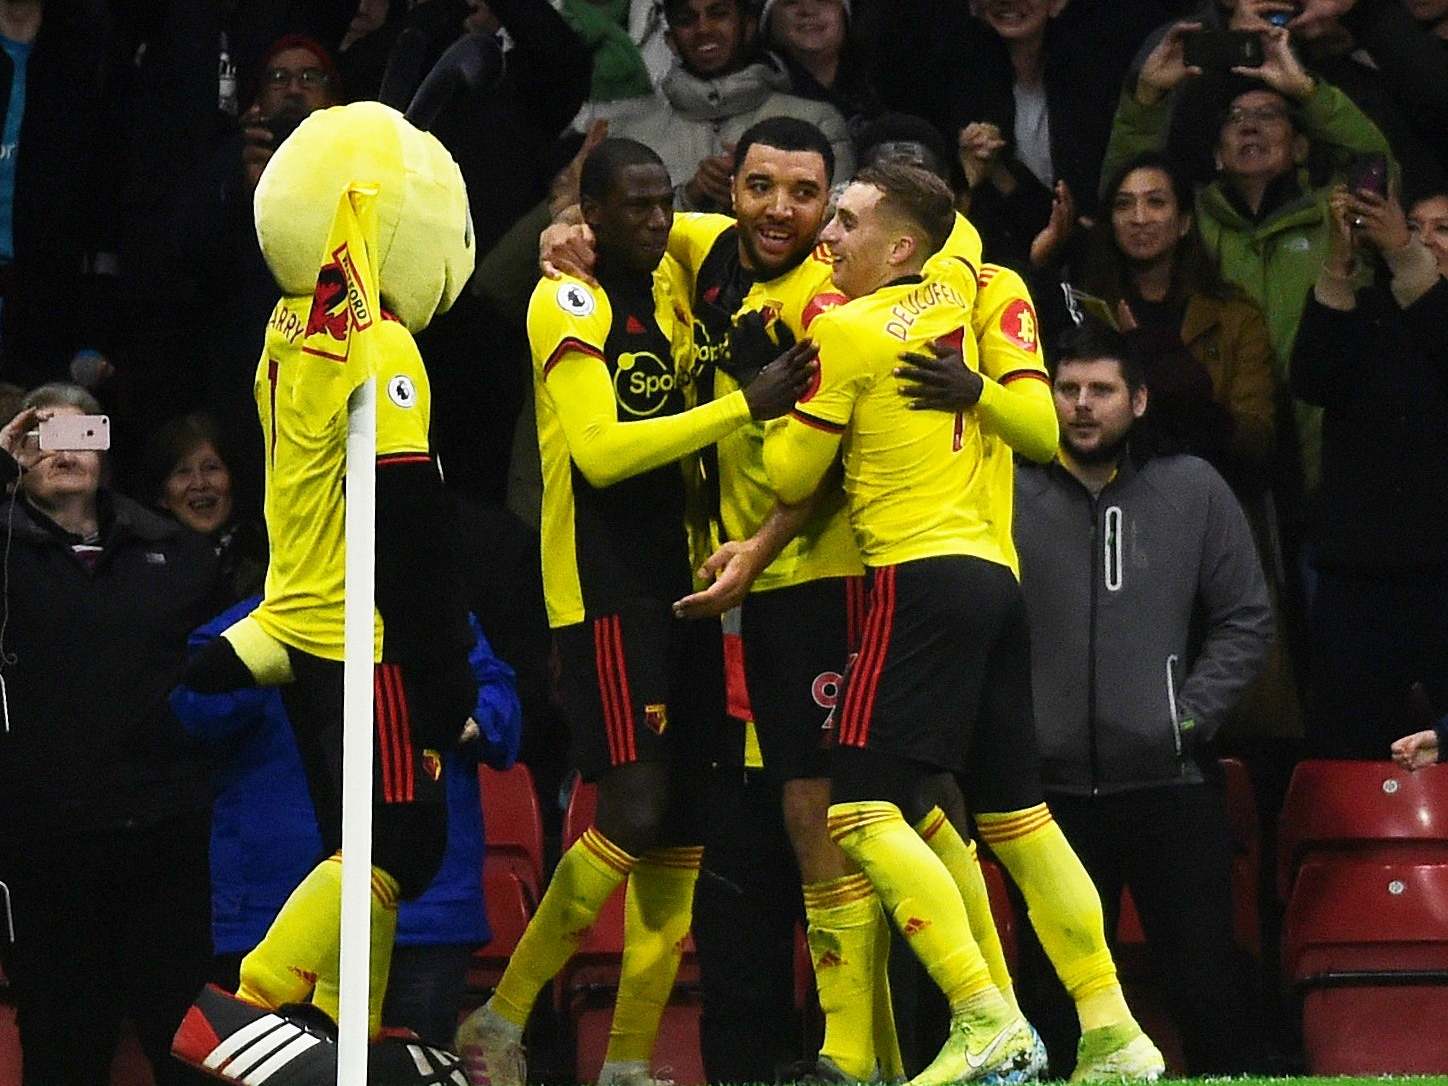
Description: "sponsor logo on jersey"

(556, 281), (596, 317)
(644, 703), (669, 735)
(1001, 298), (1039, 352)
(615, 351), (686, 417)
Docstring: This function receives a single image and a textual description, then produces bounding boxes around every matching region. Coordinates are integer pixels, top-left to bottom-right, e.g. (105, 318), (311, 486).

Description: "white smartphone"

(38, 414), (110, 451)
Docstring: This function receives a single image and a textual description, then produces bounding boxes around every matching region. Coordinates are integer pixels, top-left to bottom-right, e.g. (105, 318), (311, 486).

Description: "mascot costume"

(170, 39), (494, 1083)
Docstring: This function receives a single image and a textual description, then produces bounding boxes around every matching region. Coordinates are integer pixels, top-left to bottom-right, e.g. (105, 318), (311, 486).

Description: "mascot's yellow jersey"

(764, 253), (1055, 571)
(971, 262), (1055, 576)
(666, 211), (986, 589)
(250, 283), (431, 660)
(530, 261), (755, 628)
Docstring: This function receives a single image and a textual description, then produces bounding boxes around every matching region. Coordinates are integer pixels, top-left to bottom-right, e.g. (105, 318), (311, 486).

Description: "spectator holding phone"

(0, 383), (221, 1084)
(1289, 178), (1448, 759)
(1105, 20), (1394, 498)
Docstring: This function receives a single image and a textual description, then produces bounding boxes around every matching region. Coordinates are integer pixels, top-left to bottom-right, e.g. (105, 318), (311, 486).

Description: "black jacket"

(0, 490), (221, 835)
(1290, 275), (1448, 569)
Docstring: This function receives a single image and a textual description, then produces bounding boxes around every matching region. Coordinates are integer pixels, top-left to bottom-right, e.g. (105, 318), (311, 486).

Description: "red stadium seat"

(480, 763), (545, 905)
(1284, 858), (1448, 1074)
(469, 870), (534, 995)
(1277, 760), (1448, 901)
(1220, 757), (1261, 956)
(572, 989), (706, 1085)
(562, 776), (596, 851)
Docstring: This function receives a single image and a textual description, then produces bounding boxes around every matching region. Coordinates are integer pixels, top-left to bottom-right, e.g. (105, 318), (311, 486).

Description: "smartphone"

(38, 414), (110, 451)
(1183, 29), (1264, 71)
(1347, 152), (1389, 199)
(1266, 3), (1300, 28)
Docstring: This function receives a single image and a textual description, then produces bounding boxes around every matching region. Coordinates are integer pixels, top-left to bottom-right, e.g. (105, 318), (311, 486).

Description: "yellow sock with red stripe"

(871, 901), (905, 1081)
(916, 807), (1019, 1014)
(604, 845), (702, 1064)
(238, 853), (344, 1011)
(310, 865), (401, 1037)
(491, 827), (637, 1029)
(827, 802), (1008, 1024)
(976, 804), (1133, 1031)
(803, 872), (881, 1079)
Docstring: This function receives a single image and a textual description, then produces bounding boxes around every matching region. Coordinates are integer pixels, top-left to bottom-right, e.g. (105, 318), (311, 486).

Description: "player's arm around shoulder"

(667, 212), (737, 274)
(763, 308), (855, 505)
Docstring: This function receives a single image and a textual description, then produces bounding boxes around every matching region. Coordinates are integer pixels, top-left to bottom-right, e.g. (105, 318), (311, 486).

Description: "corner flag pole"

(339, 376), (378, 1085)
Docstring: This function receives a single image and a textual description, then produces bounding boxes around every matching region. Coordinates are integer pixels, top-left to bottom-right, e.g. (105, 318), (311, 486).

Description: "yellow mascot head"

(254, 100), (474, 333)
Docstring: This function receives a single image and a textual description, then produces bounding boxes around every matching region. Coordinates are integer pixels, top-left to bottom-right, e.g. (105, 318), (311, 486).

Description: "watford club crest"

(644, 703), (669, 736)
(421, 749), (443, 783)
(302, 242), (375, 363)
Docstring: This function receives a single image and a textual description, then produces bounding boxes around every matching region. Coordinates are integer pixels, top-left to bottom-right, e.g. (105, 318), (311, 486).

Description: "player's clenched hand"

(1391, 729), (1441, 771)
(742, 339), (819, 420)
(895, 341), (983, 411)
(540, 222), (598, 285)
(672, 540), (765, 619)
(727, 309), (797, 383)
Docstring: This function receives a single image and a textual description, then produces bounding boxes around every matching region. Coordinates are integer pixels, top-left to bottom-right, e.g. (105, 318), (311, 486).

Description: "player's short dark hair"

(732, 116), (834, 181)
(1049, 320), (1143, 391)
(580, 137), (668, 204)
(856, 113), (951, 180)
(854, 163), (955, 257)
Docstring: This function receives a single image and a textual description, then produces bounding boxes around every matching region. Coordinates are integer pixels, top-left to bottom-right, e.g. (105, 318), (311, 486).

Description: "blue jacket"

(172, 598), (522, 954)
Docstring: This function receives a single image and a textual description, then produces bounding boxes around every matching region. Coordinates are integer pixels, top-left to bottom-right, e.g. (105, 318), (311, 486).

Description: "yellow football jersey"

(530, 260), (753, 628)
(765, 260), (1015, 569)
(250, 297), (430, 660)
(972, 263), (1052, 577)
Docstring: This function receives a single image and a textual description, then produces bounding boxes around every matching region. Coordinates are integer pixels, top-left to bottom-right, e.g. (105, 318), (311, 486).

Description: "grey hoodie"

(1014, 453), (1271, 795)
(611, 53), (854, 207)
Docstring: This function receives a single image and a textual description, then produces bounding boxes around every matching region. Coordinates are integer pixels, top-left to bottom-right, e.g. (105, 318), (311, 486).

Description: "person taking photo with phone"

(1289, 178), (1448, 760)
(0, 383), (222, 1085)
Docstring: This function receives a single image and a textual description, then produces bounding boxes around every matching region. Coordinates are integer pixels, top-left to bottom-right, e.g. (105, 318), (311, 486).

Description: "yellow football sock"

(311, 865), (400, 1037)
(977, 805), (1133, 1031)
(916, 807), (1019, 1014)
(491, 827), (637, 1029)
(827, 802), (1006, 1022)
(802, 872), (880, 1079)
(870, 897), (904, 1081)
(604, 845), (702, 1064)
(238, 853), (343, 1011)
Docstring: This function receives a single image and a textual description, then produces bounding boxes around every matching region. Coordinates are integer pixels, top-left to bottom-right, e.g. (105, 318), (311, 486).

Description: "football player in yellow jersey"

(896, 263), (1164, 1083)
(761, 164), (1059, 1086)
(543, 117), (987, 1083)
(456, 138), (815, 1086)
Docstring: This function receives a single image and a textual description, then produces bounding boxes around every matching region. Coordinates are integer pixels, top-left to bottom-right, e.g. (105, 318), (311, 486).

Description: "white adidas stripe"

(244, 1033), (322, 1084)
(407, 1045), (435, 1075)
(226, 1023), (304, 1079)
(203, 1015), (289, 1070)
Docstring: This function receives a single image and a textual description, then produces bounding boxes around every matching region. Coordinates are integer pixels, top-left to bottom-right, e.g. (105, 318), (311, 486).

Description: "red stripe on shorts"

(594, 618), (624, 766)
(609, 616), (637, 762)
(839, 566), (896, 748)
(373, 668), (395, 802)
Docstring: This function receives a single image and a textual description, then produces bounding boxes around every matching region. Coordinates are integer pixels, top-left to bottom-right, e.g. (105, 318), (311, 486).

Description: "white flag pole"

(338, 376), (377, 1086)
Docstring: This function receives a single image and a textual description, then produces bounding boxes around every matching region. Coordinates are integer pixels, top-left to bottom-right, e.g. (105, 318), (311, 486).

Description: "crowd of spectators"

(0, 0), (1445, 1081)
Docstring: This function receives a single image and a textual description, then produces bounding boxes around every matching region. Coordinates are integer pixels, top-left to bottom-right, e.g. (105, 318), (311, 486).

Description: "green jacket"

(1101, 80), (1393, 487)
